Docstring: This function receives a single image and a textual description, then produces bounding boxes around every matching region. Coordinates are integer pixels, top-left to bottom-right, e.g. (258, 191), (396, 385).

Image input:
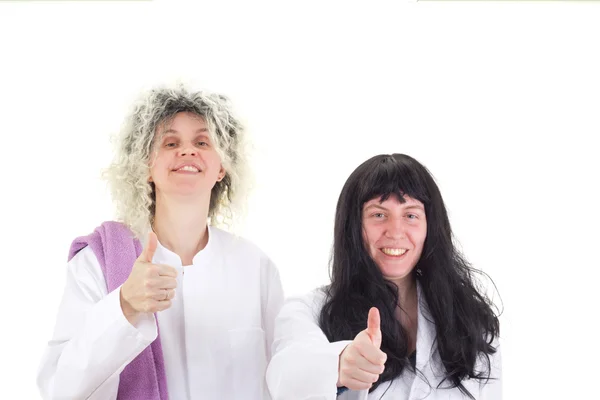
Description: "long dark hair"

(318, 154), (500, 398)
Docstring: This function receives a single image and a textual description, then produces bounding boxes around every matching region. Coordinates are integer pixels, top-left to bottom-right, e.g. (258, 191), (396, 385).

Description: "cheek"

(208, 153), (223, 172)
(149, 151), (161, 169)
(149, 161), (161, 179)
(412, 228), (427, 254)
(152, 150), (172, 167)
(362, 225), (382, 251)
(148, 156), (169, 182)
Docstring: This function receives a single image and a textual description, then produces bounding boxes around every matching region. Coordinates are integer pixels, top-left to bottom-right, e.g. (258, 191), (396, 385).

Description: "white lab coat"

(267, 283), (501, 400)
(37, 225), (284, 400)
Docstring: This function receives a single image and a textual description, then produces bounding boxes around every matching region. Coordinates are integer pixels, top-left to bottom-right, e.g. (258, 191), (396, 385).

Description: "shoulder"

(281, 287), (329, 322)
(301, 287), (328, 310)
(210, 226), (259, 251)
(210, 226), (275, 267)
(69, 245), (99, 266)
(66, 245), (108, 295)
(69, 221), (137, 254)
(79, 221), (135, 237)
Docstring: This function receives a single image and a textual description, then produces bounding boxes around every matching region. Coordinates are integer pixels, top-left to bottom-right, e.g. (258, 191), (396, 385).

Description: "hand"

(337, 307), (387, 391)
(120, 232), (178, 324)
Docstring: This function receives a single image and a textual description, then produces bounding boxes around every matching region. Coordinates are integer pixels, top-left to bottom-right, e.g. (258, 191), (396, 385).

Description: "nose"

(384, 217), (407, 240)
(178, 143), (198, 157)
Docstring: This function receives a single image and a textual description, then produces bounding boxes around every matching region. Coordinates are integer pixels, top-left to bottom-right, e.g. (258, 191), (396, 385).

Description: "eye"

(165, 142), (177, 148)
(373, 212), (386, 219)
(197, 141), (209, 147)
(407, 213), (418, 220)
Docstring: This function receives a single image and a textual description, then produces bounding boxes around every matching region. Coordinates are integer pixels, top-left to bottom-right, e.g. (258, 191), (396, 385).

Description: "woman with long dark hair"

(267, 154), (501, 399)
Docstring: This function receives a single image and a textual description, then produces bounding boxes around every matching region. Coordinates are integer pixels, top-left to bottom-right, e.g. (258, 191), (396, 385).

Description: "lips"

(175, 165), (199, 172)
(172, 162), (202, 173)
(380, 248), (408, 257)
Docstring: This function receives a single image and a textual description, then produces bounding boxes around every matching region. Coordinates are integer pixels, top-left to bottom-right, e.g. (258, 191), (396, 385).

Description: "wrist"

(119, 287), (140, 324)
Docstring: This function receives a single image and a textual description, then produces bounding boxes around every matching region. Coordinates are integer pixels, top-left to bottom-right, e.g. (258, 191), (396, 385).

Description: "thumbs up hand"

(120, 232), (178, 324)
(337, 307), (387, 391)
(366, 306), (382, 349)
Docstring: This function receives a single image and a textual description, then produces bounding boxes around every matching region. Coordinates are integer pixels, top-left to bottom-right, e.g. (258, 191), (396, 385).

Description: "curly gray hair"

(103, 84), (251, 238)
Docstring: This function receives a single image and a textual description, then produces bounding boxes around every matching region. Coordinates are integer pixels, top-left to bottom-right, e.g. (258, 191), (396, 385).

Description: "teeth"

(381, 248), (407, 256)
(178, 166), (199, 172)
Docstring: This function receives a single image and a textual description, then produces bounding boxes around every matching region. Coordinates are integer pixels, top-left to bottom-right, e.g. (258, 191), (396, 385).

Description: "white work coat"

(38, 226), (284, 400)
(267, 284), (501, 399)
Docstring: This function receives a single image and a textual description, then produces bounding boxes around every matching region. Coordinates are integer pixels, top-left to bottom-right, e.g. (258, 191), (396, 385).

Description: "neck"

(394, 275), (417, 307)
(392, 274), (418, 352)
(152, 190), (210, 265)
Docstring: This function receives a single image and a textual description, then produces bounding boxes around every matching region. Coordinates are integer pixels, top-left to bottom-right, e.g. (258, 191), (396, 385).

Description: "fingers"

(355, 331), (387, 365)
(340, 348), (382, 380)
(358, 342), (387, 366)
(157, 264), (178, 278)
(345, 340), (386, 372)
(165, 289), (175, 300)
(148, 278), (177, 301)
(355, 355), (386, 374)
(155, 276), (178, 289)
(151, 291), (165, 301)
(140, 232), (158, 263)
(143, 275), (177, 290)
(342, 377), (374, 391)
(152, 288), (176, 301)
(142, 263), (178, 279)
(155, 299), (172, 311)
(367, 307), (382, 348)
(145, 299), (172, 313)
(345, 368), (381, 386)
(339, 334), (387, 392)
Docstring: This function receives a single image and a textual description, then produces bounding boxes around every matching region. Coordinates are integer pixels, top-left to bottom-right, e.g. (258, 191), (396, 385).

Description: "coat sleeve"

(266, 290), (352, 400)
(36, 247), (157, 400)
(262, 257), (285, 363)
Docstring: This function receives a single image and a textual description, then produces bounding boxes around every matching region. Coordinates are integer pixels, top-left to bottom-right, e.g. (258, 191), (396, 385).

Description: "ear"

(148, 160), (155, 183)
(217, 166), (226, 182)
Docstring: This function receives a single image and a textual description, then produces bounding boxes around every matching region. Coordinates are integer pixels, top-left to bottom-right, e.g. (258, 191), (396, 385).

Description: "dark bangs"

(353, 154), (432, 211)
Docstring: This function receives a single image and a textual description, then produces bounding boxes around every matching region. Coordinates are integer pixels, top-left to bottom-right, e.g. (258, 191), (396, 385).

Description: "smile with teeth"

(176, 166), (200, 172)
(381, 248), (408, 257)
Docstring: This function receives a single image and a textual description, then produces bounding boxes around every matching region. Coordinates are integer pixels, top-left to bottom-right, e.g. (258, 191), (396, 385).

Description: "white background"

(1, 0), (599, 398)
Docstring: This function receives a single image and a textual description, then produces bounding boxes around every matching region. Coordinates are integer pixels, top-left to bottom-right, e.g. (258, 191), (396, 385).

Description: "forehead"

(363, 194), (424, 209)
(160, 112), (207, 132)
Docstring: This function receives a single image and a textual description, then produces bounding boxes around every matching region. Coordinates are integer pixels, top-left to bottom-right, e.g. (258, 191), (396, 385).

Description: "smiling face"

(362, 194), (427, 284)
(149, 111), (225, 198)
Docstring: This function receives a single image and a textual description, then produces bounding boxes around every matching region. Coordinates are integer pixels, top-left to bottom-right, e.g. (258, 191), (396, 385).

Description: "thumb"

(140, 231), (158, 263)
(366, 307), (382, 349)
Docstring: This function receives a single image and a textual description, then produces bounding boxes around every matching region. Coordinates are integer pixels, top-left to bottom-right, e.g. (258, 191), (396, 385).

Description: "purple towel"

(69, 221), (168, 400)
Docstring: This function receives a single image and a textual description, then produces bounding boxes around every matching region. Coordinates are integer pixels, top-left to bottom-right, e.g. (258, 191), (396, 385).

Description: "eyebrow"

(163, 128), (209, 134)
(364, 204), (387, 211)
(364, 203), (425, 212)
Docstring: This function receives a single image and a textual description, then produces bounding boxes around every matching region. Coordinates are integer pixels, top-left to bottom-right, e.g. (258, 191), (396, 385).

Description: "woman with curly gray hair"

(37, 84), (284, 400)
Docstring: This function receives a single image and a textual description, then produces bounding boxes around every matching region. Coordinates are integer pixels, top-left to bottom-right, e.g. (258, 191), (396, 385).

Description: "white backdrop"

(1, 1), (599, 399)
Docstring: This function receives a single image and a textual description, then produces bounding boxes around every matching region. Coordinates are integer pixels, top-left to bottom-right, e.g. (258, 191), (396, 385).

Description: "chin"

(165, 186), (205, 198)
(379, 264), (414, 281)
(383, 272), (412, 282)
